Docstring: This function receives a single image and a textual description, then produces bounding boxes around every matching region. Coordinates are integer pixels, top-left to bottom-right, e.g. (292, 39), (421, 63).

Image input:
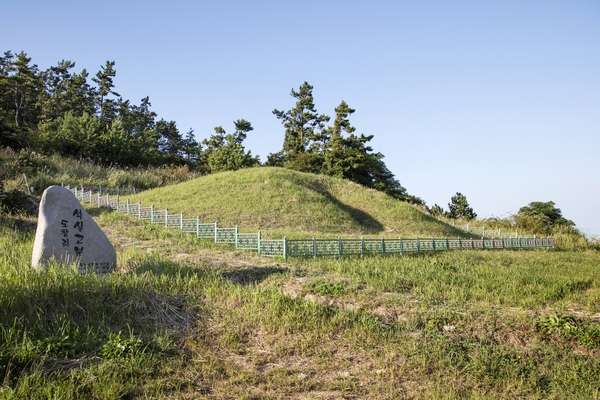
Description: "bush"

(0, 190), (32, 214)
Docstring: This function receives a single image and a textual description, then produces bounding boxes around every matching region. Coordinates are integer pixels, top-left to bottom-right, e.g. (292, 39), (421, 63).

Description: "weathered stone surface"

(31, 186), (116, 273)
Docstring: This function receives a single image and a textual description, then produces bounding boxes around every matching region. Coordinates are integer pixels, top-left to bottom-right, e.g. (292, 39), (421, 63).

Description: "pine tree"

(92, 61), (119, 122)
(271, 82), (329, 170)
(201, 120), (259, 173)
(41, 59), (75, 120)
(447, 192), (477, 220)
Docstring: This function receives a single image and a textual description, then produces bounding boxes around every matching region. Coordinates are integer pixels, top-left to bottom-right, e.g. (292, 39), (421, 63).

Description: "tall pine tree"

(271, 82), (329, 171)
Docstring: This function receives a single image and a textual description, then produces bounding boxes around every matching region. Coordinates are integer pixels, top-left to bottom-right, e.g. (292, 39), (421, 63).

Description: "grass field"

(1, 206), (599, 399)
(2, 163), (599, 398)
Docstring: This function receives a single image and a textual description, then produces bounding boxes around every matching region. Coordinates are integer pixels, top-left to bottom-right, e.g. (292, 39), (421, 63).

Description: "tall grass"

(0, 148), (200, 194)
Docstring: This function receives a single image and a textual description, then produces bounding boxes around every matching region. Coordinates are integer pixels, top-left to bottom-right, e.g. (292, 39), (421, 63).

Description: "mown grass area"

(120, 167), (467, 239)
(2, 209), (599, 399)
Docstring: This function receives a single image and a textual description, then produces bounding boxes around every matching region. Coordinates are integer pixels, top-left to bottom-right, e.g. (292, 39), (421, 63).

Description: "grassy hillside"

(122, 167), (466, 239)
(0, 148), (199, 194)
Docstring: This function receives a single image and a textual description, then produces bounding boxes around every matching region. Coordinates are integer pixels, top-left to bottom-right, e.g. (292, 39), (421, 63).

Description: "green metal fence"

(65, 185), (554, 260)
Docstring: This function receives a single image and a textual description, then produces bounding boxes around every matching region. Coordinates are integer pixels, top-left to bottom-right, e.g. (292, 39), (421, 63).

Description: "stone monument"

(31, 186), (117, 273)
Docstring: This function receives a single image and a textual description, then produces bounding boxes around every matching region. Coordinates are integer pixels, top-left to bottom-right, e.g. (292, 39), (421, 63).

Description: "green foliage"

(0, 148), (201, 194)
(430, 204), (444, 217)
(0, 51), (199, 169)
(0, 189), (30, 214)
(447, 192), (477, 220)
(516, 201), (575, 235)
(271, 84), (419, 203)
(0, 162), (31, 215)
(100, 332), (144, 359)
(272, 81), (330, 162)
(536, 313), (600, 348)
(201, 120), (259, 173)
(92, 60), (119, 122)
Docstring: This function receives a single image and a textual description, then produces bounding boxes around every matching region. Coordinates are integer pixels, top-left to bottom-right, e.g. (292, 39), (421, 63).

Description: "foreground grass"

(2, 210), (599, 399)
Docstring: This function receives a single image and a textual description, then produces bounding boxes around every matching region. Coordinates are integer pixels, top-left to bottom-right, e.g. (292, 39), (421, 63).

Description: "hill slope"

(123, 167), (466, 238)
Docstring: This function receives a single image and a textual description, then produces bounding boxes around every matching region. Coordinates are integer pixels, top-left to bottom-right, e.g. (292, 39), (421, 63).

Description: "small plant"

(536, 313), (600, 348)
(36, 334), (85, 359)
(100, 332), (144, 359)
(536, 313), (578, 335)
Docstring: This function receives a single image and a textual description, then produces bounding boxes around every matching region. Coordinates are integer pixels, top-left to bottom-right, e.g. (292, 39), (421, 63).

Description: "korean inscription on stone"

(32, 186), (116, 273)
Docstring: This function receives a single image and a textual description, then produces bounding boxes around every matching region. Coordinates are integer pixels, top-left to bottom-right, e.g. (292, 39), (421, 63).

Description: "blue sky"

(4, 1), (600, 236)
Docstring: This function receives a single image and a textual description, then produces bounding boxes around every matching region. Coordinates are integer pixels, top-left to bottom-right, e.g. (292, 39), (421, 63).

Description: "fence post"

(313, 237), (317, 258)
(214, 221), (218, 243)
(257, 230), (262, 255)
(180, 213), (184, 231)
(482, 237), (485, 249)
(399, 237), (403, 256)
(117, 187), (120, 196)
(106, 194), (110, 210)
(445, 237), (449, 250)
(382, 238), (385, 255)
(416, 237), (420, 252)
(151, 205), (155, 223)
(492, 237), (495, 249)
(432, 237), (436, 251)
(471, 237), (474, 249)
(361, 237), (365, 255)
(89, 190), (93, 204)
(196, 216), (200, 238)
(137, 202), (141, 219)
(338, 237), (342, 257)
(99, 185), (102, 196)
(458, 237), (462, 249)
(165, 208), (169, 228)
(235, 225), (239, 248)
(283, 237), (288, 261)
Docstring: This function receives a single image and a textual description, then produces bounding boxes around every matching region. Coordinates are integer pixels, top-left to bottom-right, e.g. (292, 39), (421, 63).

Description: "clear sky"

(4, 1), (599, 237)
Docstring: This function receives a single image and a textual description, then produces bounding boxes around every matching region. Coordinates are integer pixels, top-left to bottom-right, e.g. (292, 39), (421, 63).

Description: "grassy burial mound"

(122, 167), (465, 239)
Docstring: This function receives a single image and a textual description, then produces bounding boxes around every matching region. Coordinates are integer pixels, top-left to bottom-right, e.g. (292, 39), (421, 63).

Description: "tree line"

(430, 193), (576, 236)
(0, 51), (420, 202)
(0, 52), (202, 167)
(0, 51), (583, 237)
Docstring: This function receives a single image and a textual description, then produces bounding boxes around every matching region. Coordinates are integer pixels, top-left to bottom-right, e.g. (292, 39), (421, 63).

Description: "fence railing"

(451, 222), (519, 239)
(64, 185), (555, 260)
